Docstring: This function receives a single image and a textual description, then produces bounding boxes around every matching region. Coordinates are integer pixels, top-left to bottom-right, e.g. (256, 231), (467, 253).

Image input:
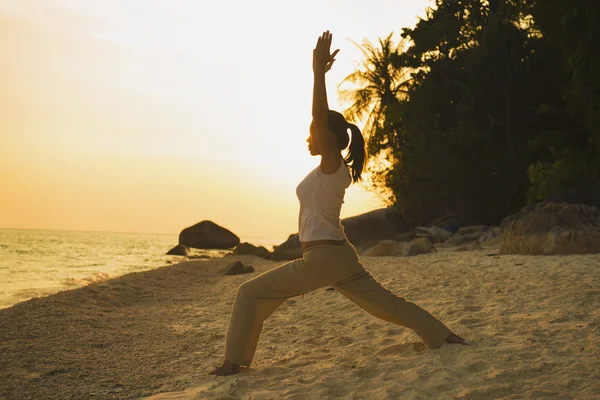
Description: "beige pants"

(224, 241), (451, 367)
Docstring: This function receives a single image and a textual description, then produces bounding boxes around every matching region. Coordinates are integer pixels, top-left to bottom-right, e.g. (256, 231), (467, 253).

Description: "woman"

(210, 31), (466, 376)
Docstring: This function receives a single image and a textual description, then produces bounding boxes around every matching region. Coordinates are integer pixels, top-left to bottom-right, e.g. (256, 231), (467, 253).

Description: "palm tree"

(338, 33), (410, 157)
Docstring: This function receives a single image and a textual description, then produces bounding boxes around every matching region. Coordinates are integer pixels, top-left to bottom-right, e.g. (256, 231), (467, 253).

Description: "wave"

(63, 272), (115, 287)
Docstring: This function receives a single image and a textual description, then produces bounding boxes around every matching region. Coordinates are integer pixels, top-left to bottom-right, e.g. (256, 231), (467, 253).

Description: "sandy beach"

(2, 248), (599, 399)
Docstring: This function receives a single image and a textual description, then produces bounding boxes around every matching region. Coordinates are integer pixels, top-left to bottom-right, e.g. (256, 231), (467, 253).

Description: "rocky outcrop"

(363, 240), (406, 257)
(341, 207), (409, 245)
(166, 244), (189, 256)
(223, 261), (255, 275)
(406, 237), (434, 256)
(233, 242), (271, 259)
(457, 225), (488, 241)
(179, 221), (240, 249)
(444, 234), (466, 246)
(415, 226), (452, 243)
(501, 202), (600, 255)
(437, 225), (502, 248)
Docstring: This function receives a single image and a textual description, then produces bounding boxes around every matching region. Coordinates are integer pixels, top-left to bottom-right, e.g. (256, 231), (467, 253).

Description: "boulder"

(363, 240), (406, 257)
(223, 261), (255, 276)
(179, 221), (240, 249)
(457, 225), (488, 241)
(166, 244), (189, 256)
(501, 202), (600, 255)
(355, 240), (385, 255)
(470, 241), (483, 251)
(415, 226), (452, 243)
(444, 234), (466, 246)
(477, 226), (502, 243)
(406, 237), (434, 257)
(453, 245), (469, 252)
(481, 234), (505, 249)
(457, 225), (487, 236)
(500, 205), (536, 232)
(341, 207), (409, 245)
(233, 242), (271, 259)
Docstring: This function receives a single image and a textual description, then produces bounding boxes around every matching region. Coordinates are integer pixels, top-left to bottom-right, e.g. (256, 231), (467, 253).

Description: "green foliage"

(340, 0), (600, 227)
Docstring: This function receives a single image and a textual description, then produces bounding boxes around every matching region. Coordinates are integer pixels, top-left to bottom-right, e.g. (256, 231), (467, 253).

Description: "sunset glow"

(1, 0), (432, 240)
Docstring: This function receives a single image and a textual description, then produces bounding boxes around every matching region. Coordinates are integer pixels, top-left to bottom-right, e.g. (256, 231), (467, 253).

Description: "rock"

(179, 221), (240, 249)
(233, 242), (271, 259)
(470, 241), (483, 251)
(457, 225), (488, 241)
(457, 225), (487, 236)
(444, 234), (465, 246)
(453, 245), (469, 252)
(406, 237), (434, 257)
(166, 244), (189, 256)
(500, 205), (536, 232)
(393, 232), (418, 242)
(253, 247), (271, 259)
(364, 240), (405, 257)
(271, 234), (302, 261)
(428, 213), (462, 233)
(341, 207), (409, 245)
(500, 202), (600, 255)
(415, 226), (452, 243)
(354, 240), (385, 255)
(223, 261), (255, 276)
(481, 234), (505, 249)
(478, 226), (502, 243)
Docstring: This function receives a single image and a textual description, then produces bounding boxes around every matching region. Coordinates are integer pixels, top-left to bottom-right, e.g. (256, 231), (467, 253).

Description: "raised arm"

(312, 31), (341, 172)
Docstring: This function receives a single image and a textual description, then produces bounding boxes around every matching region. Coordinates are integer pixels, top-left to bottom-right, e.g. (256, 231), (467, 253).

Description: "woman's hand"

(313, 31), (340, 74)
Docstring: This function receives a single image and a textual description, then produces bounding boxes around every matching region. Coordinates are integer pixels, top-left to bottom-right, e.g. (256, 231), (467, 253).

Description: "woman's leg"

(333, 268), (452, 349)
(219, 248), (358, 370)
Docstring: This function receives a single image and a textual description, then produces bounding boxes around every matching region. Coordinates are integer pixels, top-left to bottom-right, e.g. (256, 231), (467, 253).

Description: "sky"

(0, 0), (432, 241)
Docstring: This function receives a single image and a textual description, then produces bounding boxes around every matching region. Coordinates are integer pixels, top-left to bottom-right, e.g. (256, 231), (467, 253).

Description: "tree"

(338, 33), (410, 201)
(527, 1), (600, 205)
(341, 0), (600, 228)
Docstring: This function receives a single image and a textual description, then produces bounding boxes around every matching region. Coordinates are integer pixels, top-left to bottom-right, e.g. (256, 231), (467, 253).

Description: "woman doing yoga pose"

(210, 31), (466, 377)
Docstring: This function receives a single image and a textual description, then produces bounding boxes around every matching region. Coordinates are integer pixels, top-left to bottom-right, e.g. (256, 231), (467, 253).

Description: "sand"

(1, 249), (599, 399)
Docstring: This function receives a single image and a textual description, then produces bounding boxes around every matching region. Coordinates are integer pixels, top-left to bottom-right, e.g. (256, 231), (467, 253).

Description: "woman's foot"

(445, 332), (467, 345)
(209, 360), (240, 376)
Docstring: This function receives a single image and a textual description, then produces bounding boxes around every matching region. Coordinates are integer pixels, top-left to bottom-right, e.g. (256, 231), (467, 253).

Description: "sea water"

(0, 229), (281, 309)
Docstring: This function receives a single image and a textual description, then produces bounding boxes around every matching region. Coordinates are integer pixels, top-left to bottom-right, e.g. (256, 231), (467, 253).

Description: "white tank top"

(296, 158), (352, 242)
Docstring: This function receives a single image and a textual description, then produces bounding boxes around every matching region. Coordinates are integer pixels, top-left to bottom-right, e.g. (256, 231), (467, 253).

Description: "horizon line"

(0, 226), (287, 242)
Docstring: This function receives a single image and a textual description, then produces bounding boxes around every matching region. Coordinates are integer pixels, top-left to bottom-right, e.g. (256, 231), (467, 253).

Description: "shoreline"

(0, 228), (284, 311)
(2, 250), (600, 399)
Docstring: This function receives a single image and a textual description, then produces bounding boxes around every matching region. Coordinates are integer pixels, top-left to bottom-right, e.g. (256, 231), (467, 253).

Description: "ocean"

(0, 229), (281, 310)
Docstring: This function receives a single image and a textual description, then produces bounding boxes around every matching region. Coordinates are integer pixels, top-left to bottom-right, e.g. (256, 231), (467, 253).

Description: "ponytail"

(344, 123), (366, 183)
